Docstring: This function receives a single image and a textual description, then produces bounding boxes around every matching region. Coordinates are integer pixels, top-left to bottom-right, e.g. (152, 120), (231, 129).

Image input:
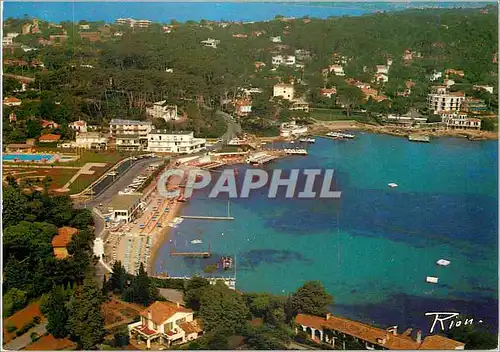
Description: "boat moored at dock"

(326, 132), (355, 139)
(408, 134), (430, 143)
(298, 137), (316, 143)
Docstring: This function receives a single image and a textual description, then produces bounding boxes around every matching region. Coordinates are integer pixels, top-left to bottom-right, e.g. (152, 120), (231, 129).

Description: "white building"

(328, 65), (345, 76)
(201, 38), (220, 48)
(79, 24), (90, 30)
(272, 55), (284, 66)
(74, 132), (108, 149)
(6, 32), (20, 38)
(376, 65), (389, 74)
(234, 99), (252, 116)
(427, 86), (466, 114)
(429, 71), (443, 81)
(290, 98), (309, 112)
(272, 55), (295, 66)
(110, 119), (153, 151)
(440, 111), (481, 130)
(69, 120), (88, 133)
(270, 36), (282, 43)
(116, 18), (151, 28)
(473, 85), (494, 94)
(128, 301), (203, 349)
(280, 121), (308, 137)
(147, 130), (206, 154)
(240, 87), (263, 96)
(374, 73), (389, 83)
(108, 194), (142, 223)
(273, 83), (295, 101)
(2, 37), (13, 45)
(146, 101), (179, 122)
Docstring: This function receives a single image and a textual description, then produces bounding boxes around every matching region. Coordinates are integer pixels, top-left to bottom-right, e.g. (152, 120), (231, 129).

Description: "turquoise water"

(156, 133), (498, 332)
(3, 2), (494, 23)
(3, 153), (55, 162)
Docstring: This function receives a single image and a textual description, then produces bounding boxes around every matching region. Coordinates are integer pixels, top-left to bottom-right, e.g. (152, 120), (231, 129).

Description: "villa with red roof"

(128, 301), (203, 348)
(295, 313), (465, 350)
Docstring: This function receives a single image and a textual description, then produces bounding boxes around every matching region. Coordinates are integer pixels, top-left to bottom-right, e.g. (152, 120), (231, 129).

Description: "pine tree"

(67, 273), (105, 349)
(128, 262), (156, 306)
(46, 285), (69, 338)
(110, 261), (127, 293)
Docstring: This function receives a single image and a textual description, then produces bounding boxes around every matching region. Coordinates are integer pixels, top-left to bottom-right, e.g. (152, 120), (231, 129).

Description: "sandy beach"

(147, 199), (185, 276)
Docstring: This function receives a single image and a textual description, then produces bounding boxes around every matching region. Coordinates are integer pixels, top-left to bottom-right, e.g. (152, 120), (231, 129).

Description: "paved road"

(79, 157), (164, 209)
(4, 322), (47, 351)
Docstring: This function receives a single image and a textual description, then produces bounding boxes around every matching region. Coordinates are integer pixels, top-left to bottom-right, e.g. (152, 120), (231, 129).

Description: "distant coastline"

(3, 1), (494, 23)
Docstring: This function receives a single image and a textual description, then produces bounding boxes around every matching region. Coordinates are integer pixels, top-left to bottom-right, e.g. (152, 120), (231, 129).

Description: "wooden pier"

(170, 250), (212, 258)
(181, 215), (234, 220)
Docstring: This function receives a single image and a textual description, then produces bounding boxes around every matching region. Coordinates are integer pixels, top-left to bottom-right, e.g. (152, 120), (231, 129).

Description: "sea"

(2, 2), (495, 23)
(155, 133), (498, 335)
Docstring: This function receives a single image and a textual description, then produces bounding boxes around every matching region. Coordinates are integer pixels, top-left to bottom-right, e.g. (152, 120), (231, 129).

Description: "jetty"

(246, 152), (280, 165)
(181, 215), (234, 220)
(408, 134), (430, 143)
(170, 250), (212, 258)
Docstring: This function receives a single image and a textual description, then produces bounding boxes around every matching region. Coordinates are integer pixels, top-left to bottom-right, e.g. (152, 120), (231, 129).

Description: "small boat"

(388, 183), (398, 188)
(299, 137), (316, 143)
(437, 259), (451, 266)
(326, 132), (355, 139)
(191, 239), (203, 244)
(426, 276), (439, 284)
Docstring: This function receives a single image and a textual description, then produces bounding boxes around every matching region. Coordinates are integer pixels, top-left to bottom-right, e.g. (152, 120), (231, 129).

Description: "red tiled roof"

(406, 80), (416, 88)
(41, 120), (57, 128)
(419, 335), (465, 350)
(296, 314), (420, 349)
(4, 97), (21, 103)
(140, 301), (192, 325)
(449, 92), (465, 97)
(39, 134), (61, 142)
(296, 314), (464, 350)
(320, 88), (337, 95)
(52, 227), (78, 248)
(134, 325), (159, 337)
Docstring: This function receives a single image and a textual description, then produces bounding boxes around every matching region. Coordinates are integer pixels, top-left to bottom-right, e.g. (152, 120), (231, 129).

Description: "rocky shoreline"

(309, 121), (498, 141)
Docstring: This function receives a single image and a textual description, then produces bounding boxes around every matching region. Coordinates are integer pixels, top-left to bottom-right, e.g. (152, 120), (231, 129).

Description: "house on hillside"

(41, 120), (59, 129)
(328, 65), (345, 76)
(273, 83), (295, 101)
(201, 38), (219, 48)
(2, 36), (13, 45)
(427, 86), (465, 114)
(374, 73), (388, 83)
(79, 24), (90, 30)
(69, 120), (88, 133)
(473, 85), (494, 94)
(234, 98), (252, 116)
(146, 101), (179, 122)
(270, 36), (282, 43)
(52, 227), (79, 259)
(444, 69), (464, 77)
(3, 97), (22, 106)
(320, 88), (337, 99)
(128, 301), (203, 349)
(295, 313), (465, 350)
(440, 111), (481, 130)
(376, 65), (389, 74)
(39, 134), (61, 143)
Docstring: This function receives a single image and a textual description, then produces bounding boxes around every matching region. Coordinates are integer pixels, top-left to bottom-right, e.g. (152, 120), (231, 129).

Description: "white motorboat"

(326, 132), (355, 139)
(437, 259), (451, 266)
(191, 239), (203, 244)
(426, 276), (439, 284)
(388, 183), (398, 188)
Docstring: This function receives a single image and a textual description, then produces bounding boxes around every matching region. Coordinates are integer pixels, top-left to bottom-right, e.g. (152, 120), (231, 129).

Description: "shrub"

(16, 321), (36, 336)
(33, 316), (41, 324)
(30, 332), (39, 343)
(7, 324), (17, 333)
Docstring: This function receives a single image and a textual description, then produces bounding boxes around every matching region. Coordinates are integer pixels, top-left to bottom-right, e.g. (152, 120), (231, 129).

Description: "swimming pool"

(3, 153), (56, 162)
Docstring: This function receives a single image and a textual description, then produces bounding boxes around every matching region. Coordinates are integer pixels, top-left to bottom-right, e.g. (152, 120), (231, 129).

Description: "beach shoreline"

(148, 199), (185, 276)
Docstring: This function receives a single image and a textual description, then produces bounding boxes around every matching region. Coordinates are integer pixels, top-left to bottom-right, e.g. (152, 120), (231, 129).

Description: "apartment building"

(273, 83), (295, 100)
(427, 86), (466, 114)
(147, 130), (206, 154)
(109, 119), (153, 151)
(440, 111), (481, 130)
